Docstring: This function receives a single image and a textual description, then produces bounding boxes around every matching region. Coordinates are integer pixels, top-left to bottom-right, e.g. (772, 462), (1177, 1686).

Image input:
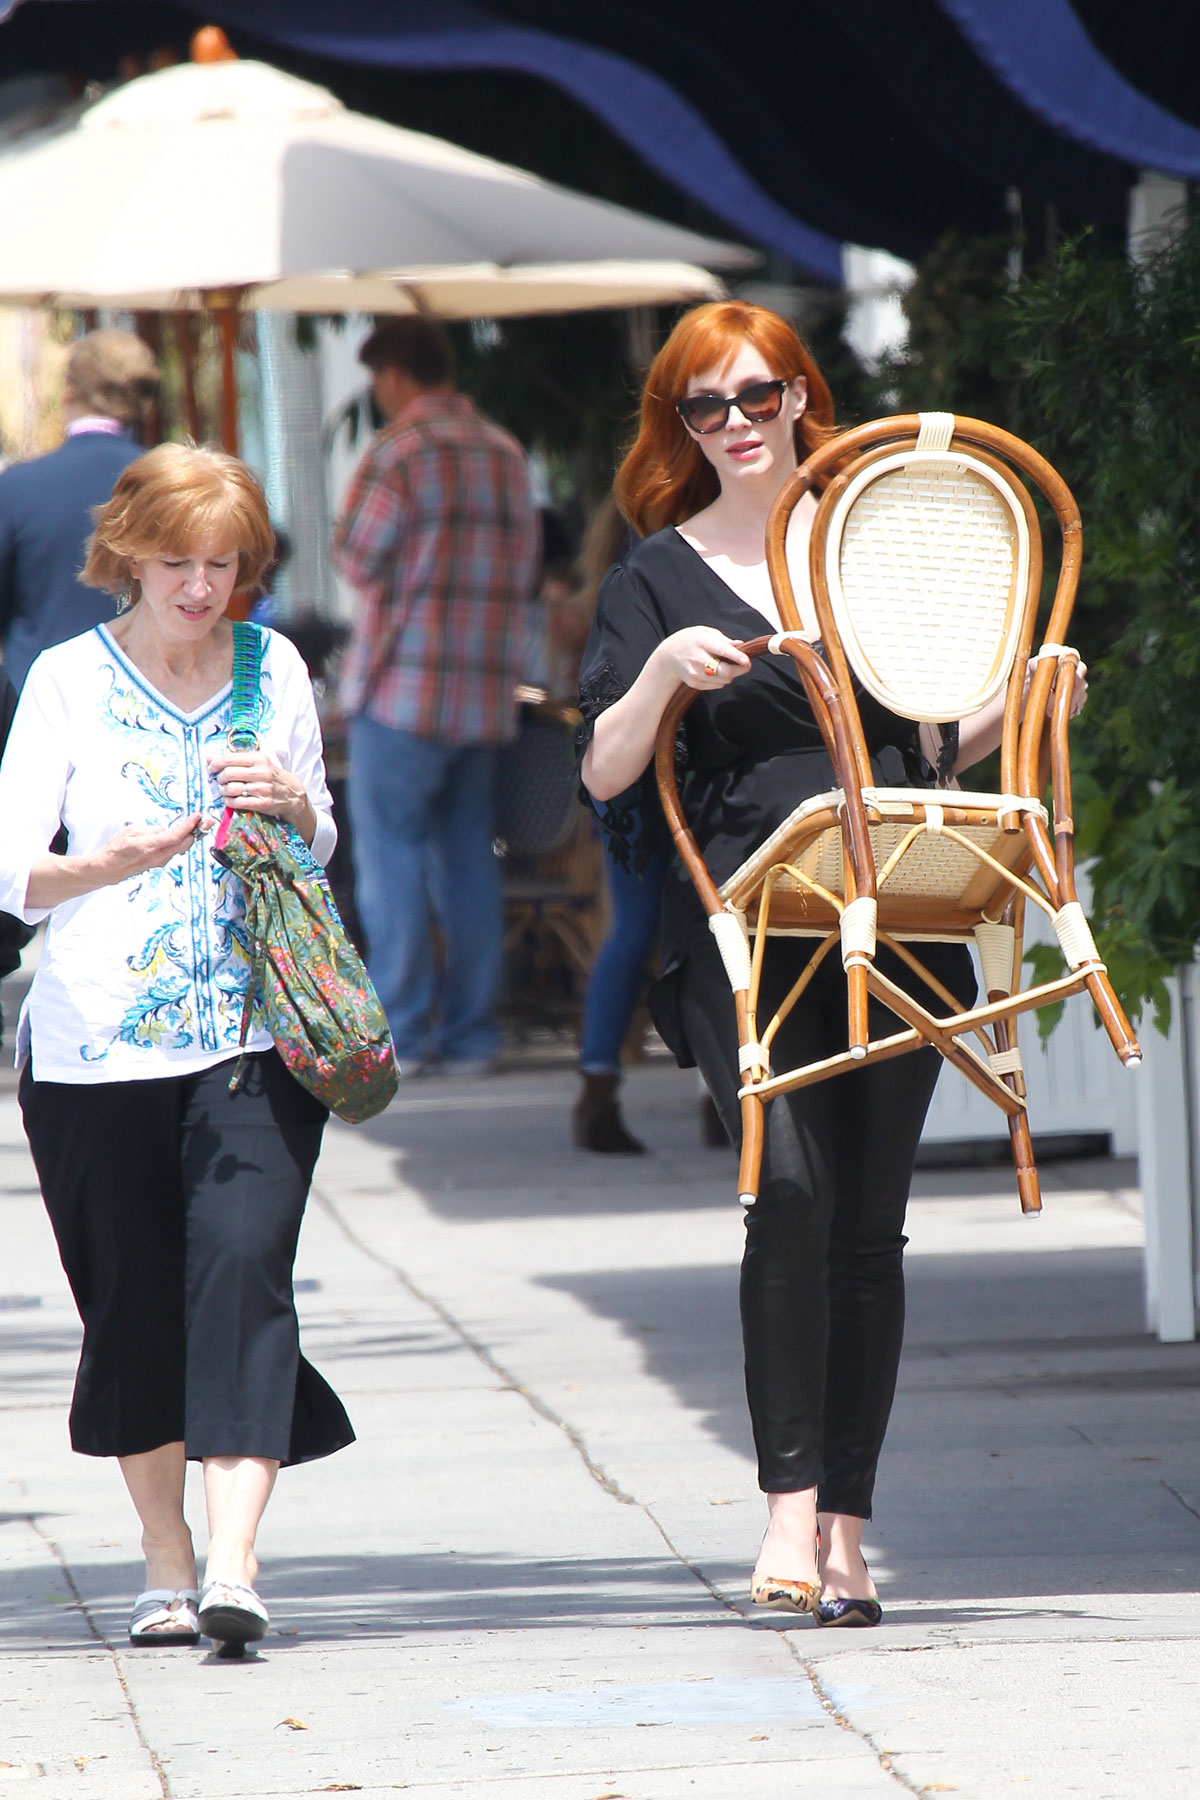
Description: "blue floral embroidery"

(128, 918), (191, 978)
(120, 759), (181, 814)
(98, 663), (179, 741)
(79, 644), (274, 1065)
(79, 975), (195, 1059)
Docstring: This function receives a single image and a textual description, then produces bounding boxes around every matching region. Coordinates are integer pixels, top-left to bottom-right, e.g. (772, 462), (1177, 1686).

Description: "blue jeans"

(578, 833), (669, 1075)
(347, 716), (503, 1065)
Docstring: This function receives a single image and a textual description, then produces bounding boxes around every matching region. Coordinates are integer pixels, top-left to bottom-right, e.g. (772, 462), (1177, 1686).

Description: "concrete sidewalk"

(1, 1020), (1199, 1798)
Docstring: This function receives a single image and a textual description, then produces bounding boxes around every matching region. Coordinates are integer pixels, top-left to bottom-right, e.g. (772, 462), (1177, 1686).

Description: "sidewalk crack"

(785, 1645), (928, 1798)
(1162, 1478), (1200, 1525)
(635, 1503), (921, 1793)
(314, 1184), (917, 1793)
(313, 1185), (639, 1504)
(28, 1514), (171, 1799)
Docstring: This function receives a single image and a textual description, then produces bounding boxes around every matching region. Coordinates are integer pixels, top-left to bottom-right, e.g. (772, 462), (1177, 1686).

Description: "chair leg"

(1008, 1108), (1042, 1216)
(737, 1090), (765, 1208)
(847, 961), (870, 1058)
(1084, 967), (1142, 1066)
(732, 987), (766, 1206)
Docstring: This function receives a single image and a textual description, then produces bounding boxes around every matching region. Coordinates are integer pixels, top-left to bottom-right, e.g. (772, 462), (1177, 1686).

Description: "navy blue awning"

(1, 0), (1196, 276)
(940, 0), (1200, 178)
(195, 1), (845, 281)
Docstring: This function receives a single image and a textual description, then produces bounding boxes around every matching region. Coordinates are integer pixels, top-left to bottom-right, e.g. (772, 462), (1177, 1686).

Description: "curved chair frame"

(654, 413), (1141, 1216)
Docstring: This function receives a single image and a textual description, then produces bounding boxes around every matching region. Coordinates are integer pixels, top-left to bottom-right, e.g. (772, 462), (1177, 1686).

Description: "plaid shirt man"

(333, 392), (537, 745)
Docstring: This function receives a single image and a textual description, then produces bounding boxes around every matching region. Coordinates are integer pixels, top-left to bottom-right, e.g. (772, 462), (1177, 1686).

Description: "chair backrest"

(494, 702), (581, 859)
(814, 414), (1045, 723)
(766, 412), (1081, 796)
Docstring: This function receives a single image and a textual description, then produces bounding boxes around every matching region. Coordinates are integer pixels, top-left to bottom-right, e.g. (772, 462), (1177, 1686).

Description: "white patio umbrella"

(0, 57), (750, 442)
(0, 56), (751, 302)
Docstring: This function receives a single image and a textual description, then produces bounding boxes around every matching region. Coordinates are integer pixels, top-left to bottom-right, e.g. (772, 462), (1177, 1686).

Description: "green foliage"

(883, 215), (1200, 1022)
(1021, 941), (1069, 1042)
(804, 293), (881, 430)
(875, 231), (1018, 422)
(1006, 215), (1200, 1020)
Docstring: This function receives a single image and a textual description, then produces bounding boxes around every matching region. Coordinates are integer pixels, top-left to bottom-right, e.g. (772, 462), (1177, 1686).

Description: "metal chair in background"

(497, 690), (603, 1035)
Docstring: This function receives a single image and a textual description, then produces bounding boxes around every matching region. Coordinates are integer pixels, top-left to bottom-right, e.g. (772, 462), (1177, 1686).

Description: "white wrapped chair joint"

(708, 909), (752, 992)
(1053, 901), (1104, 973)
(839, 895), (877, 969)
(974, 920), (1017, 996)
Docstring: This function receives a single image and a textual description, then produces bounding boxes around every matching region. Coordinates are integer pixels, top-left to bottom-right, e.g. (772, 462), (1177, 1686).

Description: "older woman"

(579, 302), (1010, 1626)
(0, 443), (353, 1654)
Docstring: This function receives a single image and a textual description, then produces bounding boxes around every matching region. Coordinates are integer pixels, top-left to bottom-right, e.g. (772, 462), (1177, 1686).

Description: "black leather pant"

(678, 932), (975, 1516)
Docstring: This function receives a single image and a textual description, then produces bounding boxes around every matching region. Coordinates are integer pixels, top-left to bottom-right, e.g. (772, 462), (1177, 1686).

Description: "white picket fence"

(921, 883), (1138, 1156)
(1136, 963), (1200, 1342)
(917, 892), (1200, 1345)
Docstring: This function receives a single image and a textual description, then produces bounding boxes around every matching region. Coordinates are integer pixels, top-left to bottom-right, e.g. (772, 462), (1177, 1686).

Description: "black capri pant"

(20, 1049), (354, 1466)
(676, 932), (974, 1517)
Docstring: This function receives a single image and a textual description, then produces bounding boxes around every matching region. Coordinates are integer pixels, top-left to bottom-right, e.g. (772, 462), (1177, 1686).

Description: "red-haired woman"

(580, 302), (988, 1626)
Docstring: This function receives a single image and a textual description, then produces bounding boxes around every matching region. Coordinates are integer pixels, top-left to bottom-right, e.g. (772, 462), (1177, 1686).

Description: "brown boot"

(572, 1072), (647, 1154)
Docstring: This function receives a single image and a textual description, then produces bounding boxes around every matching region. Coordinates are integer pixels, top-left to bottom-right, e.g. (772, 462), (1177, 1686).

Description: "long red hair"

(614, 301), (836, 538)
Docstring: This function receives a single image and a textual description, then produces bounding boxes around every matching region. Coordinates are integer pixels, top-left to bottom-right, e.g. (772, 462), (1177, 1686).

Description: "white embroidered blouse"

(0, 624), (337, 1083)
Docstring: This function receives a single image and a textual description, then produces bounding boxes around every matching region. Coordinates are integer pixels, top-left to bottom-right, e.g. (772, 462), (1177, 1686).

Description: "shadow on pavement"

(539, 1262), (751, 1466)
(350, 1073), (734, 1220)
(904, 1246), (1148, 1347)
(539, 1246), (1199, 1463)
(539, 1242), (1200, 1601)
(0, 1550), (740, 1650)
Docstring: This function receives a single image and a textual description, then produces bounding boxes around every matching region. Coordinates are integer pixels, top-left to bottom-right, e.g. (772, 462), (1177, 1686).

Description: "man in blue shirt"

(0, 667), (32, 1044)
(0, 329), (159, 693)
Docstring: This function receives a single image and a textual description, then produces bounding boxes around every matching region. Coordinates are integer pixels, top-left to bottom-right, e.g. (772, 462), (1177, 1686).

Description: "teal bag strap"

(229, 621), (265, 748)
(224, 622), (268, 1098)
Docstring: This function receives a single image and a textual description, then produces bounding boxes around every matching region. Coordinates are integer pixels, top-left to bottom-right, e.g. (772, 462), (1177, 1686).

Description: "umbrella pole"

(173, 311), (202, 442)
(212, 300), (240, 455)
(207, 292), (254, 620)
(195, 28), (241, 454)
(133, 312), (163, 445)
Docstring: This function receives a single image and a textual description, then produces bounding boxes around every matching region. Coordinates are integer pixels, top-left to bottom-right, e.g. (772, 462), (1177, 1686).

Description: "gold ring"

(703, 660), (719, 677)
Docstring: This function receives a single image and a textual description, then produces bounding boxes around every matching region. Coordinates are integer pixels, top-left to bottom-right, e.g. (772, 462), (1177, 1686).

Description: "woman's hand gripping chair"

(655, 413), (1141, 1215)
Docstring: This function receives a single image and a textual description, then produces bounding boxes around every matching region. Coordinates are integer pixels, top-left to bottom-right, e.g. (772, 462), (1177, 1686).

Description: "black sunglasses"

(675, 378), (789, 435)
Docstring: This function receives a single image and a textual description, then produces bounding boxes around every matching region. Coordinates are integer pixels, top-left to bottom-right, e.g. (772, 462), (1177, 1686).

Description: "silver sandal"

(128, 1588), (201, 1646)
(198, 1578), (269, 1648)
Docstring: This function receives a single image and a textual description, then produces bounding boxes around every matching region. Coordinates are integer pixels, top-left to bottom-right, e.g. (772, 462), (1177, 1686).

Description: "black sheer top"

(578, 526), (943, 974)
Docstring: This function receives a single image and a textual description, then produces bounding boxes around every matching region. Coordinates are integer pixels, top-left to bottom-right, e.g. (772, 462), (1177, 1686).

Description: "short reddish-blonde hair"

(81, 443), (275, 601)
(614, 301), (837, 537)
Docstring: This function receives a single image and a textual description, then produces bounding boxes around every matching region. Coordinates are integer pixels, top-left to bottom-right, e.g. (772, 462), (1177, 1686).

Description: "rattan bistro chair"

(654, 413), (1141, 1216)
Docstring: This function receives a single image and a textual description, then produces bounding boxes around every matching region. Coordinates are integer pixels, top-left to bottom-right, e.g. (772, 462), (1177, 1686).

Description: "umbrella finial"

(191, 25), (237, 64)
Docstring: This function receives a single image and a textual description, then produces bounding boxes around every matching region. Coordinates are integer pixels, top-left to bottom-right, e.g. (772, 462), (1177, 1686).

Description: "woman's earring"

(115, 588), (133, 614)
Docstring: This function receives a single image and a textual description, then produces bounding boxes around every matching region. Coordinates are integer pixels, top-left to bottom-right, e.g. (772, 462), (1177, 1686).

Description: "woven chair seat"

(719, 787), (1047, 932)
